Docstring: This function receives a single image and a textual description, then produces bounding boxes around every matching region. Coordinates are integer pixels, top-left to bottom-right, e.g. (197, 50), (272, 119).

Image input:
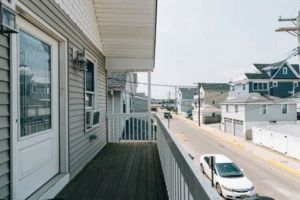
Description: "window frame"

(260, 104), (267, 115)
(283, 67), (288, 75)
(294, 82), (298, 88)
(235, 105), (238, 113)
(281, 104), (288, 114)
(85, 52), (99, 131)
(252, 82), (268, 91)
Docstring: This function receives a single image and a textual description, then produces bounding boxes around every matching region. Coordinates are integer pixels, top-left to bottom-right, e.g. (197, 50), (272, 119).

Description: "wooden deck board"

(56, 143), (168, 200)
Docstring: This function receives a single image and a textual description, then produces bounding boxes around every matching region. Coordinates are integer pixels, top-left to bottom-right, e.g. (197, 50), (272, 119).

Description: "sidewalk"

(173, 113), (300, 177)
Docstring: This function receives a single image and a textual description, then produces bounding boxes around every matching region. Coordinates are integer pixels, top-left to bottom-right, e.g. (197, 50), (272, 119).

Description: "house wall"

(245, 104), (297, 122)
(221, 104), (246, 121)
(19, 0), (107, 180)
(0, 33), (10, 200)
(53, 0), (103, 51)
(230, 82), (249, 97)
(270, 81), (298, 98)
(133, 96), (148, 113)
(202, 91), (228, 108)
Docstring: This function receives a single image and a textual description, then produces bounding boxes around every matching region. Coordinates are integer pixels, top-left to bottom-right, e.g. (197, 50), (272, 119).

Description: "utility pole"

(276, 11), (300, 72)
(174, 86), (178, 113)
(197, 83), (201, 126)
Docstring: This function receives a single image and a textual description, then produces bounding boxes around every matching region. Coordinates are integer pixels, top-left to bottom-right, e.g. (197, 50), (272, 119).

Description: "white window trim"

(294, 82), (298, 87)
(281, 104), (288, 114)
(85, 51), (99, 131)
(260, 104), (267, 115)
(252, 82), (268, 91)
(283, 67), (288, 75)
(235, 105), (238, 113)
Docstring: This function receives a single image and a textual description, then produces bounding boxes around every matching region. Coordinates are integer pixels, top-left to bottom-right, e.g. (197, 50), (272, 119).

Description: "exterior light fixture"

(72, 48), (88, 71)
(0, 3), (18, 33)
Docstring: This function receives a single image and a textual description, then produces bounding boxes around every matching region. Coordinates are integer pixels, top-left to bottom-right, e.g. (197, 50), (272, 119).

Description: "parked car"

(199, 154), (256, 199)
(163, 112), (172, 119)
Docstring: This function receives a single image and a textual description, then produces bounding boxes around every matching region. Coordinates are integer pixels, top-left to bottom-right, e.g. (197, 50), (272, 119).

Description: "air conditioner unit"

(86, 110), (101, 129)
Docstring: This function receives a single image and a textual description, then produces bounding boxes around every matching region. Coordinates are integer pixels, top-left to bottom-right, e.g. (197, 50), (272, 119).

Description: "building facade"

(220, 93), (297, 140)
(230, 60), (300, 98)
(177, 87), (197, 117)
(0, 0), (157, 199)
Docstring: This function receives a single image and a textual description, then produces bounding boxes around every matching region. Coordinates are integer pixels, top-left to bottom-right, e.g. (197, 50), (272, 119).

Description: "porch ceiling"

(93, 0), (157, 72)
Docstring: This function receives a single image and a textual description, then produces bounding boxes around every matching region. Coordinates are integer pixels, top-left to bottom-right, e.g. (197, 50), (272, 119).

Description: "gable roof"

(244, 73), (269, 79)
(253, 60), (286, 73)
(179, 87), (197, 99)
(201, 83), (230, 91)
(107, 72), (128, 90)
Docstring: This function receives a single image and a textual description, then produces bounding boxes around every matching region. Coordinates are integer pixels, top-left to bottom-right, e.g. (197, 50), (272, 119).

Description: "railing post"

(147, 71), (152, 141)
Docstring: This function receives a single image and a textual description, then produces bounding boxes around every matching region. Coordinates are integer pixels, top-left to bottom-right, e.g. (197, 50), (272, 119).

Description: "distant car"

(163, 112), (172, 119)
(199, 154), (255, 199)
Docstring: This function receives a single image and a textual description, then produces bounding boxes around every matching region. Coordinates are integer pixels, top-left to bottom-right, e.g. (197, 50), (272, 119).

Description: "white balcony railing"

(107, 112), (156, 142)
(107, 112), (220, 199)
(154, 114), (220, 200)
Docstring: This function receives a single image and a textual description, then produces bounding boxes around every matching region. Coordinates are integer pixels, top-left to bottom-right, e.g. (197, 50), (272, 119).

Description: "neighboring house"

(230, 60), (300, 98)
(0, 1), (156, 199)
(133, 93), (149, 113)
(192, 103), (221, 124)
(220, 93), (297, 140)
(107, 72), (137, 114)
(289, 92), (300, 119)
(177, 87), (197, 116)
(199, 83), (230, 108)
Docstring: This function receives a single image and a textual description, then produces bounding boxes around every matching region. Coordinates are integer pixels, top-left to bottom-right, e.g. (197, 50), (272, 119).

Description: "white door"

(16, 17), (59, 200)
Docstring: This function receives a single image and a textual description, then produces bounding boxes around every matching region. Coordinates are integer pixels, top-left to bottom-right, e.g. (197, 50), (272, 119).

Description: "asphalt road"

(160, 112), (300, 200)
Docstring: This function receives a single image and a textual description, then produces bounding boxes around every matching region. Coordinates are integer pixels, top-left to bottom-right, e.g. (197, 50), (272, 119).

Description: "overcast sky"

(137, 0), (300, 99)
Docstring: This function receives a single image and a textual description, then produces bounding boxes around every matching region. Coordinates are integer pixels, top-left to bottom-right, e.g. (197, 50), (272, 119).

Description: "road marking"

(267, 159), (300, 177)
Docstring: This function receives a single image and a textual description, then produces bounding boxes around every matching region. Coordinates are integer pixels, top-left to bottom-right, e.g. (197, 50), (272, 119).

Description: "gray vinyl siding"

(0, 33), (10, 200)
(107, 91), (122, 114)
(19, 0), (107, 181)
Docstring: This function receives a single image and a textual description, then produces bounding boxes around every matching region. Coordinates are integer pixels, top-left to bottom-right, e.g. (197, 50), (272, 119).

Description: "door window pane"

(19, 31), (52, 137)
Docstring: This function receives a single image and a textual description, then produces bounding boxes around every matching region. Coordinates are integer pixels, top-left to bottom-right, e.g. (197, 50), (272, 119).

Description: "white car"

(199, 154), (256, 199)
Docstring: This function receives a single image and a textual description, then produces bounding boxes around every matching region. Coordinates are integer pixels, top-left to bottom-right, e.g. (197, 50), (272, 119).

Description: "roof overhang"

(93, 0), (157, 72)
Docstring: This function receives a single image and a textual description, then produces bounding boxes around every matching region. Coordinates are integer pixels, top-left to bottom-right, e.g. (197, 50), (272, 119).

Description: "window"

(235, 105), (238, 112)
(19, 31), (52, 137)
(242, 84), (246, 90)
(85, 59), (99, 130)
(85, 61), (95, 109)
(253, 82), (268, 91)
(294, 82), (298, 88)
(226, 105), (229, 112)
(283, 67), (288, 75)
(123, 99), (126, 113)
(281, 104), (288, 114)
(212, 100), (215, 105)
(273, 82), (278, 87)
(253, 83), (258, 90)
(261, 105), (267, 115)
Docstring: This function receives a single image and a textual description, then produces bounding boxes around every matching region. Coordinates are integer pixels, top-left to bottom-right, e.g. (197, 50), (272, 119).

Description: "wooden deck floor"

(56, 143), (168, 200)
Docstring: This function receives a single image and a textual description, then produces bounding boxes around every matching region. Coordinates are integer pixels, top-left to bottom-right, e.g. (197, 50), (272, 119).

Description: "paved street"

(159, 111), (300, 200)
